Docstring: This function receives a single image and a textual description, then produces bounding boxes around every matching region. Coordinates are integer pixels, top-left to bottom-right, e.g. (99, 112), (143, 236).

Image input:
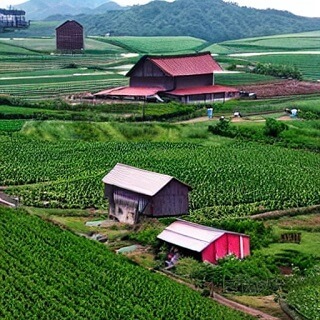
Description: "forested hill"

(77, 0), (320, 42)
(17, 0), (123, 20)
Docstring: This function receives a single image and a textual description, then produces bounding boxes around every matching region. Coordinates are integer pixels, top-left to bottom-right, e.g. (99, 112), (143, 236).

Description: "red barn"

(157, 219), (250, 264)
(56, 20), (84, 53)
(102, 163), (192, 224)
(95, 52), (239, 103)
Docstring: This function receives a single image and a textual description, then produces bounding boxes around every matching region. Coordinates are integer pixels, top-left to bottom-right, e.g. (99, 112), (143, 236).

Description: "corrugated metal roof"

(167, 85), (239, 96)
(157, 229), (210, 252)
(94, 86), (164, 97)
(102, 163), (190, 197)
(157, 220), (248, 252)
(149, 52), (222, 76)
(126, 52), (222, 77)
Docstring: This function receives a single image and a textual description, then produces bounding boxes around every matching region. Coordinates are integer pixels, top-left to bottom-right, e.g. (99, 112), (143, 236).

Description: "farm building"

(157, 219), (250, 264)
(94, 52), (239, 104)
(56, 20), (84, 53)
(0, 8), (29, 32)
(102, 163), (192, 224)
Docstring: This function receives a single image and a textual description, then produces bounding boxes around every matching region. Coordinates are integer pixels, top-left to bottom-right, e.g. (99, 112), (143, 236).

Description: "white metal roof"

(102, 163), (190, 197)
(157, 220), (229, 252)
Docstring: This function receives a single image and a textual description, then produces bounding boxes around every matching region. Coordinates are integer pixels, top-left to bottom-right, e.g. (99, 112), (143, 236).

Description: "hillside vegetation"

(0, 207), (254, 320)
(76, 0), (320, 42)
(3, 0), (320, 42)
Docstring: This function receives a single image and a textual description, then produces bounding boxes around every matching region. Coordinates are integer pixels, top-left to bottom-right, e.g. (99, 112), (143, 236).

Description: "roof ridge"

(115, 163), (173, 179)
(146, 51), (212, 60)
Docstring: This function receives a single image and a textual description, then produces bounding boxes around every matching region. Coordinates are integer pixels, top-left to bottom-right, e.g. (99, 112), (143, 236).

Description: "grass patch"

(94, 36), (206, 54)
(256, 215), (320, 258)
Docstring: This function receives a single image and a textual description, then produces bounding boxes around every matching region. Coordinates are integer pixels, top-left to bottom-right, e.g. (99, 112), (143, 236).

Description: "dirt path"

(160, 270), (282, 319)
(211, 292), (281, 320)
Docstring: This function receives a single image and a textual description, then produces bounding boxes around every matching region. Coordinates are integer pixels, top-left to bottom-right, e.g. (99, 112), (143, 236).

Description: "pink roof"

(157, 220), (249, 252)
(167, 85), (239, 96)
(127, 52), (222, 77)
(94, 86), (164, 97)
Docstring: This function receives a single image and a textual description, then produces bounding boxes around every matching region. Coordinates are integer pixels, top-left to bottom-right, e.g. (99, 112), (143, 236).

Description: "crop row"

(0, 54), (127, 74)
(0, 207), (253, 320)
(0, 78), (127, 98)
(95, 36), (206, 54)
(244, 54), (320, 81)
(1, 136), (319, 217)
(286, 267), (320, 320)
(0, 120), (25, 132)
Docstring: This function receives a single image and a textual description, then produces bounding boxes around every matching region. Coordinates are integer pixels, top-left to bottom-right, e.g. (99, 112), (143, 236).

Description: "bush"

(208, 119), (237, 138)
(252, 62), (302, 80)
(188, 254), (281, 294)
(128, 223), (163, 248)
(204, 218), (275, 250)
(264, 118), (288, 137)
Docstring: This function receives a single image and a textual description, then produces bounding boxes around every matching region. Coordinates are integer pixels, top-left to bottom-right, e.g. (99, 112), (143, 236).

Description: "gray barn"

(102, 163), (192, 224)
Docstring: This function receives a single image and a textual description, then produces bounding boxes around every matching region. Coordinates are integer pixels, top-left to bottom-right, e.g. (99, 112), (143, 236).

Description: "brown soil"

(239, 80), (320, 98)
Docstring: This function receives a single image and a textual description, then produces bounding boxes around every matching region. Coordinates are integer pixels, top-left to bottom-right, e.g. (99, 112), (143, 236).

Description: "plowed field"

(240, 80), (320, 98)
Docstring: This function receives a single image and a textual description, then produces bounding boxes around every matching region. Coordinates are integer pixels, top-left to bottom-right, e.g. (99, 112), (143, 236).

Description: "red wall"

(201, 233), (250, 264)
(56, 21), (84, 52)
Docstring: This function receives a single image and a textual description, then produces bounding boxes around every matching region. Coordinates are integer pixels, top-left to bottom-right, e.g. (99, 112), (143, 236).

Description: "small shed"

(56, 20), (84, 53)
(102, 163), (192, 224)
(157, 220), (250, 264)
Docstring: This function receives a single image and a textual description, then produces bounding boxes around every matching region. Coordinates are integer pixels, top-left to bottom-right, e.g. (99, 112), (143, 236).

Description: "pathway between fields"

(160, 270), (284, 320)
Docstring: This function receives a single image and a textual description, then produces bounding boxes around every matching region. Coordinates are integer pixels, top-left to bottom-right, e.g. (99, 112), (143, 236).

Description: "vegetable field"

(286, 266), (320, 320)
(243, 54), (320, 81)
(93, 36), (207, 54)
(1, 135), (319, 219)
(0, 207), (253, 320)
(214, 30), (320, 53)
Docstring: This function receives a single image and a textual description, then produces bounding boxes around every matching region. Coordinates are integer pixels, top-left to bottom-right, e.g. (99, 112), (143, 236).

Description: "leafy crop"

(285, 265), (320, 320)
(1, 136), (319, 218)
(92, 36), (206, 54)
(0, 207), (253, 320)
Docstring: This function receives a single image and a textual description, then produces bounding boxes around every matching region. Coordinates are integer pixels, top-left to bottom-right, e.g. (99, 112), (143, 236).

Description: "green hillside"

(78, 0), (320, 42)
(92, 36), (207, 54)
(1, 207), (254, 320)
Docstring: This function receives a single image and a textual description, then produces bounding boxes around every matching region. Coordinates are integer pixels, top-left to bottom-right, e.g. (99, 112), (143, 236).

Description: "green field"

(92, 36), (207, 54)
(1, 31), (320, 320)
(0, 37), (124, 54)
(1, 32), (320, 98)
(204, 30), (320, 81)
(1, 124), (319, 216)
(209, 30), (320, 53)
(242, 54), (320, 81)
(0, 207), (253, 320)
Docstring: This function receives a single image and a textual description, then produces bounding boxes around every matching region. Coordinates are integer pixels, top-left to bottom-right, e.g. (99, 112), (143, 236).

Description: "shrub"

(203, 218), (275, 250)
(264, 118), (288, 137)
(208, 119), (237, 138)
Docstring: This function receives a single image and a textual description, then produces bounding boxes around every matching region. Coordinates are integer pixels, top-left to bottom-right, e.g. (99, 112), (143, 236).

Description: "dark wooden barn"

(0, 9), (29, 32)
(157, 220), (250, 264)
(95, 52), (239, 103)
(102, 163), (192, 224)
(56, 20), (84, 53)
